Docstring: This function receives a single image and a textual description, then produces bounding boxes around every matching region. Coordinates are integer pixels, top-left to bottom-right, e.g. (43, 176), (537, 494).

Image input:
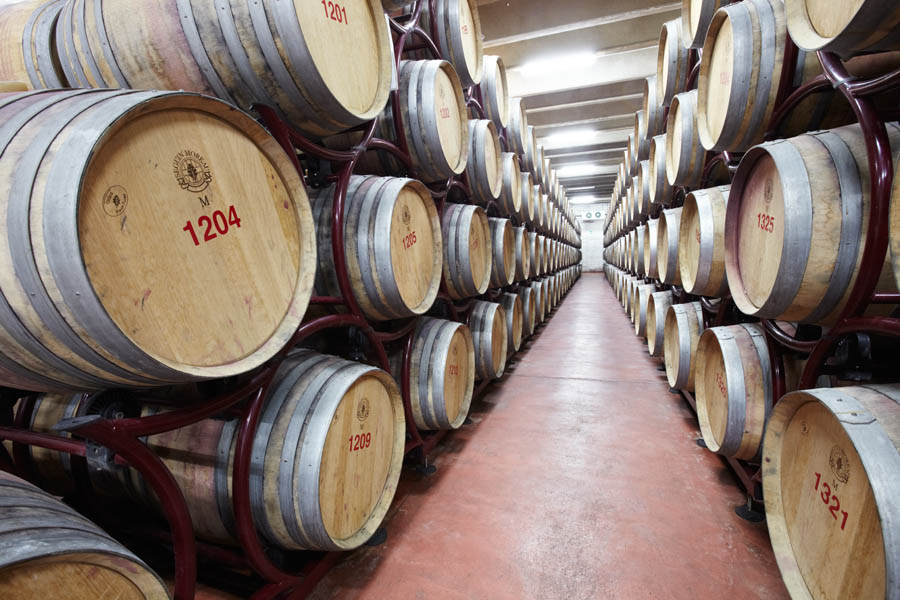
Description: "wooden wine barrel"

(507, 96), (528, 154)
(785, 0), (900, 56)
(633, 283), (657, 338)
(626, 134), (636, 176)
(514, 226), (532, 280)
(467, 119), (502, 203)
(762, 384), (900, 600)
(479, 55), (508, 128)
(646, 291), (674, 357)
(0, 89), (314, 392)
(636, 163), (652, 218)
(495, 153), (522, 217)
(541, 235), (551, 274)
(333, 60), (467, 183)
(311, 176), (442, 321)
(519, 171), (535, 223)
(633, 225), (647, 278)
(666, 90), (706, 187)
(488, 218), (515, 287)
(530, 281), (546, 323)
(657, 208), (683, 285)
(529, 231), (543, 276)
(541, 156), (551, 193)
(648, 135), (672, 208)
(57, 0), (392, 137)
(679, 185), (730, 297)
(663, 301), (705, 391)
(657, 19), (689, 107)
(425, 0), (483, 87)
(0, 471), (168, 599)
(470, 300), (507, 379)
(405, 318), (475, 429)
(682, 0), (733, 49)
(695, 324), (771, 459)
(442, 203), (491, 299)
(644, 218), (660, 279)
(634, 110), (650, 161)
(0, 0), (67, 88)
(642, 75), (665, 139)
(500, 292), (523, 352)
(726, 123), (900, 324)
(518, 285), (537, 337)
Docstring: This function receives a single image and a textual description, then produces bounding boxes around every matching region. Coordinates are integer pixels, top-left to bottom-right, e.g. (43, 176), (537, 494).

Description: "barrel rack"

(0, 1), (580, 598)
(605, 31), (900, 513)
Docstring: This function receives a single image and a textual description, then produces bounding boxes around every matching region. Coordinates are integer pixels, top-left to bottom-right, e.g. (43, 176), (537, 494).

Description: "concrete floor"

(310, 273), (790, 600)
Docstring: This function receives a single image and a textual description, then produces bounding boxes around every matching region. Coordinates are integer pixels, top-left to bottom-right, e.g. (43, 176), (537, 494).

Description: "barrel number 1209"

(348, 433), (371, 453)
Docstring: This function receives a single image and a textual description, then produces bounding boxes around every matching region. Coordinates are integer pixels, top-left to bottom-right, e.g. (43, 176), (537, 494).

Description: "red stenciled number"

(756, 213), (775, 233)
(199, 215), (217, 242)
(183, 205), (242, 246)
(814, 472), (821, 490)
(829, 495), (841, 519)
(402, 231), (417, 250)
(321, 0), (348, 24)
(448, 364), (459, 376)
(813, 473), (849, 530)
(347, 433), (372, 453)
(841, 510), (848, 530)
(439, 107), (450, 119)
(183, 221), (200, 246)
(212, 210), (228, 235)
(821, 481), (831, 505)
(715, 372), (726, 397)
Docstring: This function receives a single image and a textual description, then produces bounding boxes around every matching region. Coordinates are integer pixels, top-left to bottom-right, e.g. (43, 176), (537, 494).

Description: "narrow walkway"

(310, 273), (789, 600)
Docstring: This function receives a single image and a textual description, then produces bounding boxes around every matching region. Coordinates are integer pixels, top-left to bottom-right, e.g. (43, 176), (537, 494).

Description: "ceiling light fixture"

(557, 163), (601, 178)
(519, 52), (598, 78)
(547, 129), (599, 147)
(569, 196), (600, 205)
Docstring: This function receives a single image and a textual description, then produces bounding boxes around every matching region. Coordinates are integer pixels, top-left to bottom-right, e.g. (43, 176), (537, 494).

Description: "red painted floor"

(309, 273), (790, 600)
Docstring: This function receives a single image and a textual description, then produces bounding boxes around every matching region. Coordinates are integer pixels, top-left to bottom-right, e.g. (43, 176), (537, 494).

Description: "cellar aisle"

(309, 273), (789, 600)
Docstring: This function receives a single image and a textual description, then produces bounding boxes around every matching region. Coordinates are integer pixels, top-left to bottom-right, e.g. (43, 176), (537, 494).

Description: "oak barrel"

(646, 291), (674, 357)
(488, 217), (515, 287)
(466, 119), (502, 203)
(725, 123), (900, 324)
(785, 0), (900, 56)
(657, 18), (689, 107)
(762, 384), (900, 600)
(695, 323), (771, 459)
(0, 0), (67, 88)
(405, 317), (475, 429)
(632, 224), (646, 278)
(665, 90), (706, 188)
(682, 0), (733, 49)
(519, 170), (535, 223)
(507, 97), (528, 155)
(442, 203), (491, 299)
(0, 471), (168, 599)
(57, 0), (392, 137)
(333, 60), (467, 183)
(633, 110), (650, 161)
(518, 285), (537, 337)
(644, 218), (660, 279)
(311, 176), (442, 321)
(422, 0), (483, 87)
(633, 283), (658, 338)
(663, 301), (705, 391)
(469, 300), (507, 379)
(642, 75), (665, 139)
(478, 55), (509, 129)
(499, 152), (522, 216)
(648, 135), (672, 208)
(529, 231), (543, 277)
(679, 185), (730, 297)
(657, 207), (683, 285)
(0, 89), (315, 391)
(514, 225), (532, 280)
(500, 292), (523, 353)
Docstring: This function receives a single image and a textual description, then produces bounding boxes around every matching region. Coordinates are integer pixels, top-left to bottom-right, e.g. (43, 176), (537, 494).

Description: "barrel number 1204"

(183, 206), (242, 246)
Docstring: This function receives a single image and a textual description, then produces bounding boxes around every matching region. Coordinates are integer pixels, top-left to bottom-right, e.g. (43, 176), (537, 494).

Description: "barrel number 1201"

(321, 0), (348, 24)
(183, 205), (242, 246)
(813, 472), (849, 531)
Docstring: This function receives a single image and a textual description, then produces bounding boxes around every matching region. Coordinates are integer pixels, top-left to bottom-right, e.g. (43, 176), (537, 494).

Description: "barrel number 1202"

(321, 0), (348, 24)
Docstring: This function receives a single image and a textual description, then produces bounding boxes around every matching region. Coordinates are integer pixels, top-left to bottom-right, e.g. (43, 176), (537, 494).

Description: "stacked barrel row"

(0, 1), (583, 595)
(603, 1), (900, 600)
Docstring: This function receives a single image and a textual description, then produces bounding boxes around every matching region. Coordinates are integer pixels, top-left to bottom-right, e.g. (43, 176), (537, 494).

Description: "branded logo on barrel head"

(173, 150), (212, 193)
(401, 205), (411, 227)
(830, 445), (850, 483)
(356, 397), (370, 423)
(764, 178), (773, 206)
(102, 185), (128, 217)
